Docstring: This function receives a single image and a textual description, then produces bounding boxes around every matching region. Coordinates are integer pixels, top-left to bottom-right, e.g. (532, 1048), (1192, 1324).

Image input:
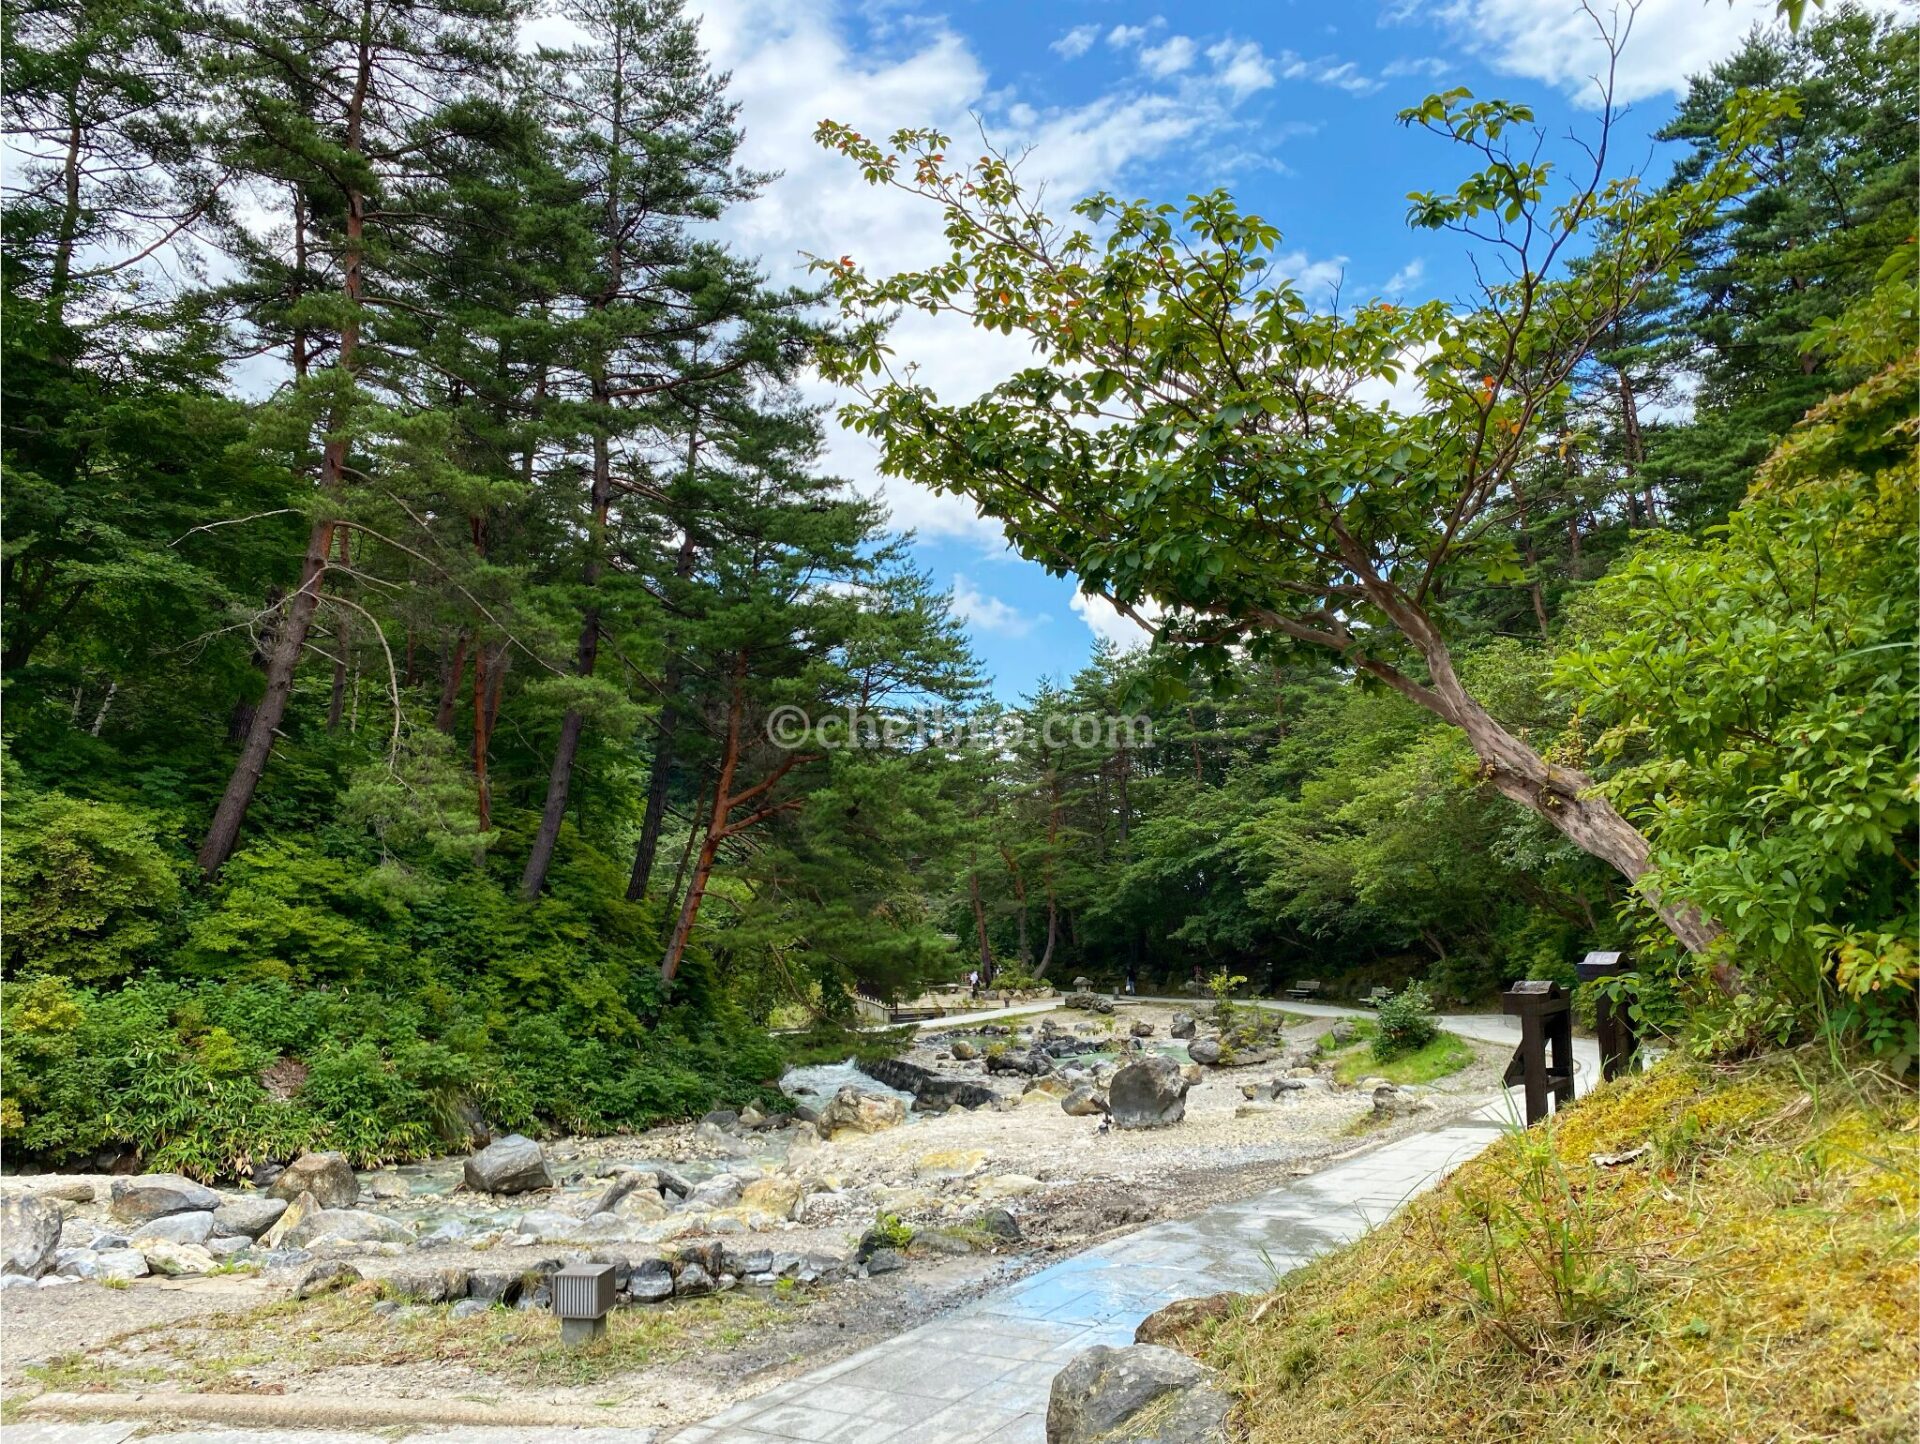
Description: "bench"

(1359, 986), (1392, 1008)
(1283, 980), (1323, 1002)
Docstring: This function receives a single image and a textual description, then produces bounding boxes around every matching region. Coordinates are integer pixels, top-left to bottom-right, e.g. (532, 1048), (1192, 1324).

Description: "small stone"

(1170, 1012), (1197, 1040)
(449, 1297), (492, 1320)
(975, 1207), (1021, 1242)
(629, 1257), (674, 1302)
(1187, 1038), (1223, 1066)
(283, 1209), (415, 1248)
(914, 1148), (989, 1181)
(367, 1173), (410, 1201)
(950, 1040), (980, 1061)
(392, 1266), (470, 1303)
(674, 1261), (714, 1296)
(1061, 1086), (1109, 1117)
(817, 1087), (907, 1139)
(864, 1247), (906, 1275)
(142, 1241), (219, 1276)
(1130, 1020), (1155, 1038)
(269, 1153), (360, 1210)
(293, 1260), (362, 1299)
(207, 1236), (254, 1259)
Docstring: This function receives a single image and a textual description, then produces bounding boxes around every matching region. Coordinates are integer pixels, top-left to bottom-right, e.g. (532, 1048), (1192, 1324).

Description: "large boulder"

(129, 1210), (215, 1247)
(1046, 1344), (1232, 1444)
(463, 1134), (552, 1195)
(107, 1174), (219, 1227)
(817, 1087), (907, 1139)
(1187, 1037), (1223, 1066)
(1169, 1012), (1197, 1040)
(55, 1247), (149, 1282)
(213, 1195), (287, 1239)
(268, 1152), (360, 1209)
(1108, 1055), (1192, 1130)
(283, 1208), (415, 1248)
(1, 1195), (62, 1278)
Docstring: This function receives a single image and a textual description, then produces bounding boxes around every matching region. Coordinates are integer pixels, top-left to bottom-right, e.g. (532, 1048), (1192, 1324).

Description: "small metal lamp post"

(1502, 980), (1576, 1126)
(1575, 950), (1640, 1082)
(553, 1261), (616, 1346)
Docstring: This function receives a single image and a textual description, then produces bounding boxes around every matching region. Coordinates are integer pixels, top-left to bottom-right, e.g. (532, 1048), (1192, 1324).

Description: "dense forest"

(2, 0), (1912, 1176)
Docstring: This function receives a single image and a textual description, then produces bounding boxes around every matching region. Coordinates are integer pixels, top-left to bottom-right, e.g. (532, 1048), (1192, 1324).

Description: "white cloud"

(1107, 23), (1150, 49)
(1139, 35), (1198, 78)
(952, 575), (1041, 636)
(1071, 591), (1158, 651)
(1381, 257), (1426, 295)
(1051, 24), (1099, 60)
(1408, 0), (1903, 104)
(1275, 49), (1385, 97)
(1381, 55), (1450, 80)
(1206, 39), (1276, 99)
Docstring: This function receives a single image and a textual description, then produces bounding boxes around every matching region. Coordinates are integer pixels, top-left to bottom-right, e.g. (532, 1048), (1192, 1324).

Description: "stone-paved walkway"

(18, 1018), (1596, 1444)
(672, 1047), (1598, 1444)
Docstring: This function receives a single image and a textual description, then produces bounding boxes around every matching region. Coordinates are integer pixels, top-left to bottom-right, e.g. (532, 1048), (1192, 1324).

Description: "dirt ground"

(0, 1002), (1505, 1427)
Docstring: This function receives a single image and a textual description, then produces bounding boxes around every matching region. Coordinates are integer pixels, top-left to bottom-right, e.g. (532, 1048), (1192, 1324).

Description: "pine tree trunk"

(196, 8), (372, 877)
(435, 630), (469, 733)
(520, 425), (611, 899)
(662, 661), (746, 983)
(627, 519), (699, 900)
(197, 519), (334, 875)
(326, 533), (352, 730)
(969, 867), (994, 983)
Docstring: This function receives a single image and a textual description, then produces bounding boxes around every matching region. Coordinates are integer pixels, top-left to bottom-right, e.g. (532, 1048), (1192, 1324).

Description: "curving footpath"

(16, 1009), (1598, 1444)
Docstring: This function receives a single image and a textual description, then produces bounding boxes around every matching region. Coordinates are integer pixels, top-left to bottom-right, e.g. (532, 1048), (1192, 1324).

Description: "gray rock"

(268, 1153), (360, 1209)
(468, 1269), (524, 1305)
(689, 1173), (742, 1209)
(1323, 1021), (1357, 1048)
(674, 1261), (714, 1296)
(283, 1209), (415, 1248)
(293, 1260), (362, 1299)
(107, 1174), (219, 1227)
(367, 1173), (410, 1201)
(391, 1266), (470, 1303)
(1061, 1086), (1109, 1117)
(583, 1168), (658, 1217)
(417, 1220), (473, 1248)
(1169, 1012), (1197, 1040)
(56, 1246), (149, 1281)
(207, 1236), (254, 1259)
(629, 1257), (674, 1302)
(1108, 1055), (1193, 1130)
(130, 1210), (215, 1246)
(0, 1195), (62, 1278)
(450, 1297), (492, 1320)
(950, 1040), (980, 1061)
(864, 1247), (907, 1275)
(463, 1134), (552, 1195)
(975, 1207), (1021, 1242)
(0, 1274), (38, 1290)
(656, 1166), (694, 1199)
(212, 1195), (287, 1239)
(1130, 1020), (1156, 1038)
(1187, 1037), (1223, 1066)
(1046, 1344), (1232, 1444)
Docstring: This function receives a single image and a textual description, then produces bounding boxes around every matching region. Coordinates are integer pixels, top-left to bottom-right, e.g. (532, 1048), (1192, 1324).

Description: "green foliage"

(1, 792), (182, 983)
(1373, 983), (1440, 1061)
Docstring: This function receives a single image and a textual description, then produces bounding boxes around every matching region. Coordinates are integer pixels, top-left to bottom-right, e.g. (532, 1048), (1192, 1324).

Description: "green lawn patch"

(1318, 1018), (1476, 1086)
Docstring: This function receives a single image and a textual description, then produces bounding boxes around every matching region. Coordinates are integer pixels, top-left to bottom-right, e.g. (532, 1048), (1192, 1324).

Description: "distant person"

(968, 970), (980, 999)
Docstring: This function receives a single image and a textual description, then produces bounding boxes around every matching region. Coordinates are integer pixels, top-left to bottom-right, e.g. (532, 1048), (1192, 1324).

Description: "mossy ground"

(1192, 1053), (1919, 1443)
(1319, 1019), (1478, 1086)
(25, 1285), (804, 1395)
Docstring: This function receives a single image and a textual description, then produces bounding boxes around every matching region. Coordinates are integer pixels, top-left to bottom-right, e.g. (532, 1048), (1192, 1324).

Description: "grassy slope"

(1317, 1018), (1478, 1086)
(1188, 1055), (1918, 1443)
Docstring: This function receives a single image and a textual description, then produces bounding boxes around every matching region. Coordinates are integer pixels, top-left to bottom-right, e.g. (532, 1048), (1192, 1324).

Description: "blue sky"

(666, 0), (1853, 700)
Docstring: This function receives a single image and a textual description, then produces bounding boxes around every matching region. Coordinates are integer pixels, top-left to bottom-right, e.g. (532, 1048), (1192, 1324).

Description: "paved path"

(22, 1008), (1594, 1444)
(676, 1027), (1599, 1444)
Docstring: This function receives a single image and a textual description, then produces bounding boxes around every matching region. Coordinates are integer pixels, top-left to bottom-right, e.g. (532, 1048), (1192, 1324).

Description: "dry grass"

(28, 1286), (807, 1395)
(1195, 1053), (1919, 1444)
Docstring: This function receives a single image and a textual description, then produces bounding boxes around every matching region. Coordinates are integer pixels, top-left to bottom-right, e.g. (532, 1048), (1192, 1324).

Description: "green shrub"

(1373, 983), (1439, 1061)
(1, 793), (181, 983)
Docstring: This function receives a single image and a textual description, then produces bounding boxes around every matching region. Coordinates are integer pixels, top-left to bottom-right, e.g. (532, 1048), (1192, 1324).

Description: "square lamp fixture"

(553, 1261), (617, 1345)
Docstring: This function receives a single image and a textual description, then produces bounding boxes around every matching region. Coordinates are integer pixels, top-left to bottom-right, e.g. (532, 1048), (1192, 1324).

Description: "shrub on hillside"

(1373, 983), (1439, 1061)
